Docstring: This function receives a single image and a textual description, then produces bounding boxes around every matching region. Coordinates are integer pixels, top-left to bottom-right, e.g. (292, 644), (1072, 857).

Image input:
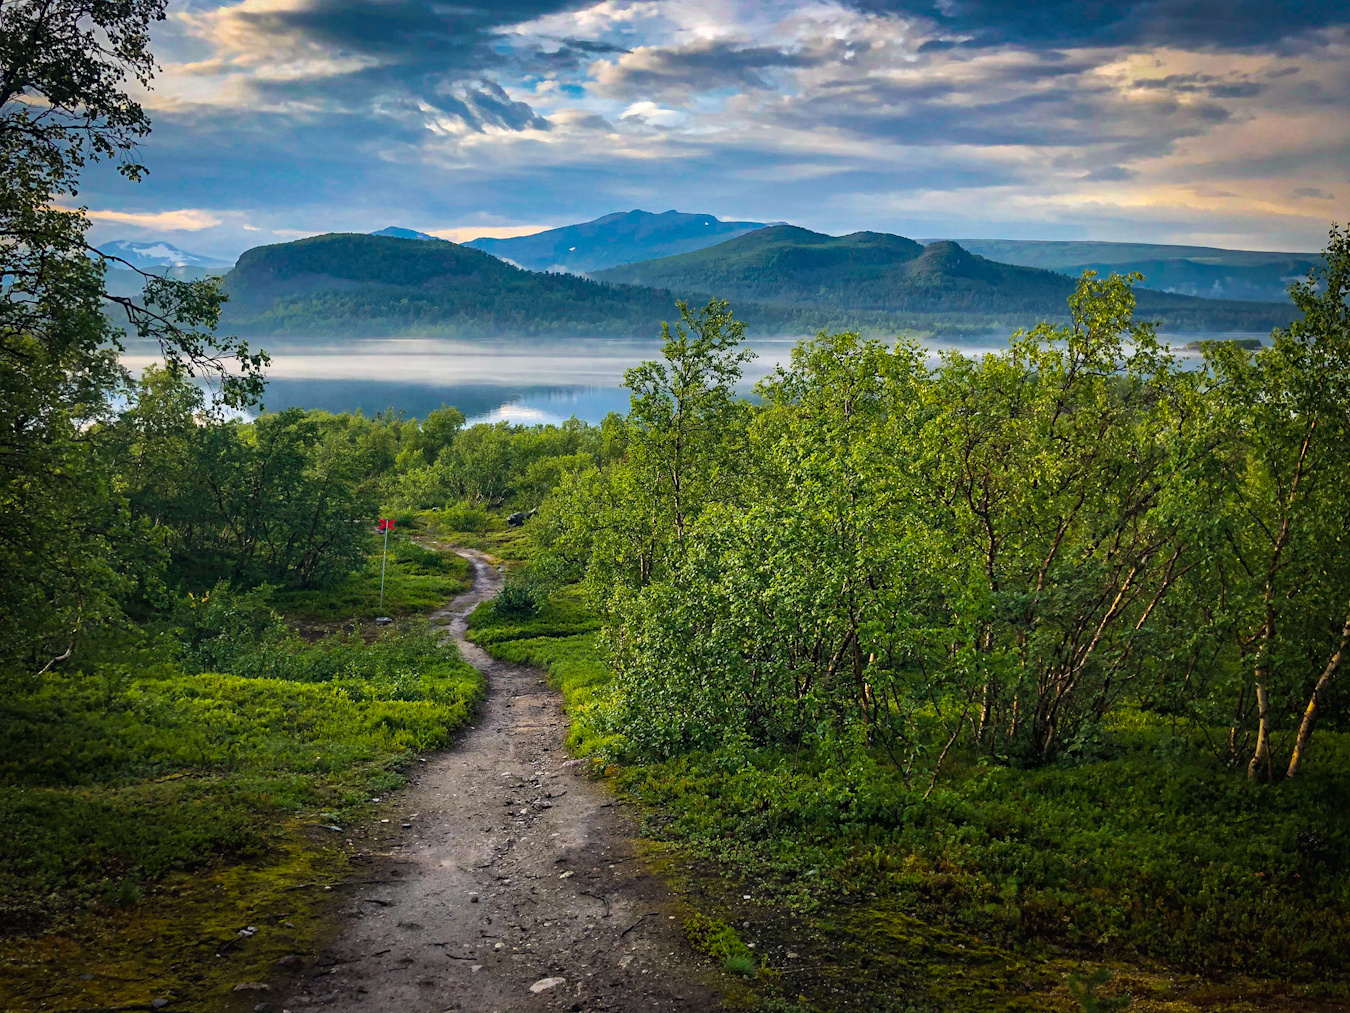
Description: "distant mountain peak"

(463, 210), (768, 274)
(370, 226), (442, 241)
(96, 239), (232, 270)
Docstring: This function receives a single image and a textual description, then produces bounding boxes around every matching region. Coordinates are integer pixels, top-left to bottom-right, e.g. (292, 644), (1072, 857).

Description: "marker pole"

(379, 522), (390, 612)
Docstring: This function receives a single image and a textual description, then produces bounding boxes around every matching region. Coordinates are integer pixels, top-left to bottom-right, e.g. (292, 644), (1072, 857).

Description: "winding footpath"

(280, 549), (720, 1013)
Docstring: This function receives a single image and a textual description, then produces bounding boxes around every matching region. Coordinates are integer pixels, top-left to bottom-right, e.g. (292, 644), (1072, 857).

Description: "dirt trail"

(281, 549), (721, 1013)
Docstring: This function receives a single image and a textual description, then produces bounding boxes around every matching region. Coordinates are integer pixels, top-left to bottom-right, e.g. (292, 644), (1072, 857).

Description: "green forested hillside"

(220, 232), (684, 337)
(944, 238), (1323, 303)
(219, 230), (1297, 338)
(596, 225), (1298, 329)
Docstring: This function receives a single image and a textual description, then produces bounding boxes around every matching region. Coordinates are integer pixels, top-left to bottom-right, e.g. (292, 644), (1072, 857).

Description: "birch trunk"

(1247, 680), (1272, 781)
(1286, 603), (1350, 778)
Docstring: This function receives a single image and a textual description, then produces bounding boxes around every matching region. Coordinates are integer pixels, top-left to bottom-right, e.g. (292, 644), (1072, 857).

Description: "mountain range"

(215, 227), (1297, 339)
(939, 239), (1321, 304)
(101, 210), (1319, 312)
(592, 225), (1298, 324)
(462, 210), (768, 274)
(370, 226), (440, 241)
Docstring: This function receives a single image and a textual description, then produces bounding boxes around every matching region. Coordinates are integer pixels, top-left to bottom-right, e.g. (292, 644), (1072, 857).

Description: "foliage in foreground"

(470, 592), (1350, 987)
(0, 603), (481, 935)
(537, 240), (1350, 788)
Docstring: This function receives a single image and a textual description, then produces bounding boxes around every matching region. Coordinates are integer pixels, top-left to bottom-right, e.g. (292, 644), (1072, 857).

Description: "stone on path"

(530, 976), (566, 993)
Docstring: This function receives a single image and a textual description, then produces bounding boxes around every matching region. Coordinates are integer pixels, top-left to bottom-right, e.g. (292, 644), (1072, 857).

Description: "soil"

(279, 549), (723, 1013)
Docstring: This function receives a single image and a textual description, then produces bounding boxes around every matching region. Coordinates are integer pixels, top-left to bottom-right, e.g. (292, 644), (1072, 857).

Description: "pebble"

(151, 1001), (170, 1010)
(530, 976), (566, 993)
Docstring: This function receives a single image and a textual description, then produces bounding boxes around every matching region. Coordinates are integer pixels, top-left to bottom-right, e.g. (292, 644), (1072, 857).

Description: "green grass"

(685, 911), (757, 974)
(465, 582), (602, 645)
(623, 737), (1350, 981)
(0, 623), (481, 935)
(271, 532), (470, 620)
(468, 583), (1350, 1006)
(0, 536), (483, 1010)
(422, 508), (533, 559)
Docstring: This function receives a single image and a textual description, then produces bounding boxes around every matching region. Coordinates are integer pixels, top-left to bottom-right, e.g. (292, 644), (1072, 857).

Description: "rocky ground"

(277, 549), (722, 1013)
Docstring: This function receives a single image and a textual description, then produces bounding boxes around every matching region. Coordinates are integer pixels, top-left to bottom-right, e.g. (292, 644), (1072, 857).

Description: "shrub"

(440, 501), (493, 533)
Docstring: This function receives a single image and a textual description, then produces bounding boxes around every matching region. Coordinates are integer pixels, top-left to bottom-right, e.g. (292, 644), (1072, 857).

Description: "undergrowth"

(271, 531), (470, 620)
(468, 584), (1350, 1004)
(0, 616), (480, 936)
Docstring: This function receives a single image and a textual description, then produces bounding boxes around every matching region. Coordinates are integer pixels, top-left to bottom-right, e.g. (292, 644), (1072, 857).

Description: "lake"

(121, 331), (1270, 425)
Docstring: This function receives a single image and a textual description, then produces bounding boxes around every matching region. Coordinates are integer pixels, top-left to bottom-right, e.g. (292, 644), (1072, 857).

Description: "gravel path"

(280, 549), (721, 1013)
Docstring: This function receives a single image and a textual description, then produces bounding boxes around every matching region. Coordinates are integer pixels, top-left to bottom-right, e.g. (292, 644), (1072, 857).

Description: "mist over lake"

(124, 331), (1271, 424)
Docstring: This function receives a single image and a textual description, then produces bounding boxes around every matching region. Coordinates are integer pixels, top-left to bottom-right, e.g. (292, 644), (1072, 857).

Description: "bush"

(440, 501), (493, 533)
(471, 583), (1350, 987)
(493, 575), (540, 616)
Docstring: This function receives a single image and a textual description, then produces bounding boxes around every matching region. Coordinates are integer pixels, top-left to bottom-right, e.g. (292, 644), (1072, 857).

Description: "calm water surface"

(123, 332), (1267, 424)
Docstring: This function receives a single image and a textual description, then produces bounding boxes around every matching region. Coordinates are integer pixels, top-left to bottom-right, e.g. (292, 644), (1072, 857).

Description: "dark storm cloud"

(593, 37), (832, 100)
(191, 0), (595, 131)
(845, 0), (1349, 50)
(228, 0), (582, 64)
(1131, 73), (1265, 98)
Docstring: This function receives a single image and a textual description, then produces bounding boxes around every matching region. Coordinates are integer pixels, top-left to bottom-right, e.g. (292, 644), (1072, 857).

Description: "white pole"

(379, 522), (390, 612)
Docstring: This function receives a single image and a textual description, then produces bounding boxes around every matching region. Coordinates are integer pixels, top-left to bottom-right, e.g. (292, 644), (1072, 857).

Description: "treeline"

(216, 231), (1294, 341)
(530, 230), (1350, 781)
(596, 228), (1298, 332)
(4, 354), (615, 674)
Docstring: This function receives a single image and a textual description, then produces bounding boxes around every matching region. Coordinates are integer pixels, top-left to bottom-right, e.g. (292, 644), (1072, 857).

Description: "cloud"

(1083, 167), (1137, 182)
(77, 0), (1349, 260)
(82, 207), (224, 230)
(431, 224), (553, 242)
(591, 39), (821, 100)
(842, 0), (1349, 51)
(159, 0), (586, 129)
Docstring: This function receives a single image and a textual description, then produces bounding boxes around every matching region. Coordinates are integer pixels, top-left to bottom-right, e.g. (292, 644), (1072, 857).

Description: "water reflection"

(119, 331), (1266, 425)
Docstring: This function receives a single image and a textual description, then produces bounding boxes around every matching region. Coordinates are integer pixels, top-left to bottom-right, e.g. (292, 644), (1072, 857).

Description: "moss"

(0, 823), (348, 1012)
(687, 911), (756, 968)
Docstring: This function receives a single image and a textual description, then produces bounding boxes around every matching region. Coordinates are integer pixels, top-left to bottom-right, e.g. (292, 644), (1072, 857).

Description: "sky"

(81, 0), (1350, 261)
